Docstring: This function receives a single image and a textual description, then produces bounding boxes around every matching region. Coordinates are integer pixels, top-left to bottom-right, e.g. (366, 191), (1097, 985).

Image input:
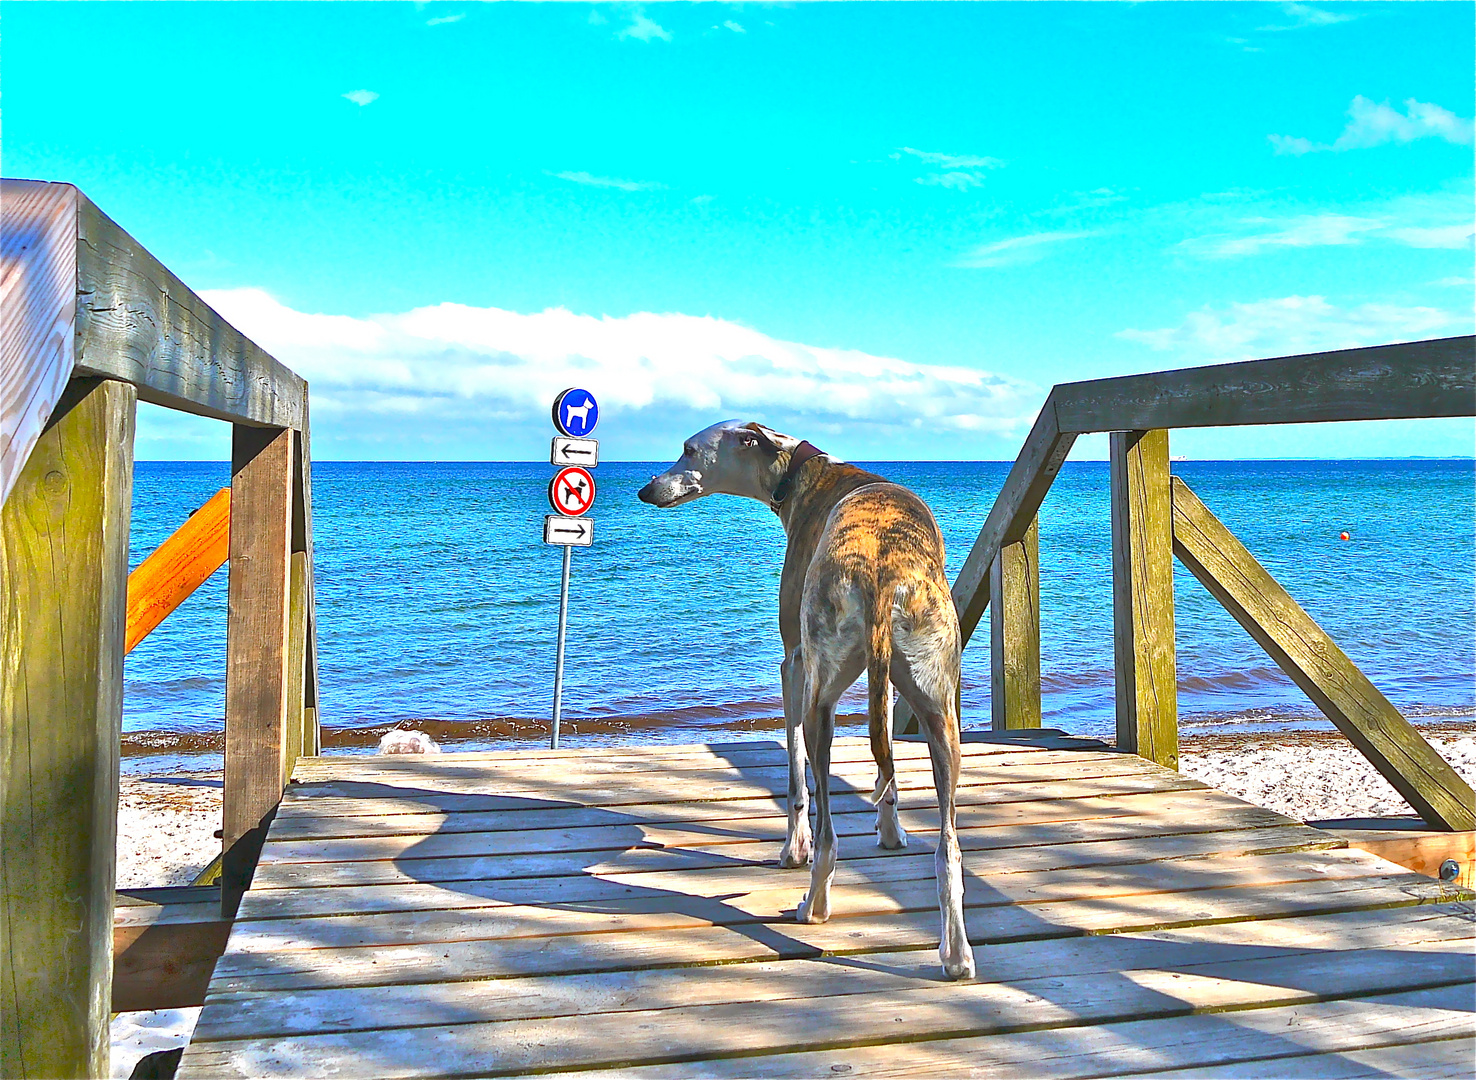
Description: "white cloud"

(722, 20), (745, 34)
(1118, 295), (1466, 361)
(895, 147), (1003, 193)
(1386, 224), (1475, 249)
(619, 12), (672, 43)
(342, 89), (379, 107)
(200, 289), (1040, 437)
(1259, 3), (1357, 31)
(549, 171), (665, 192)
(426, 14), (464, 26)
(1184, 214), (1383, 257)
(955, 230), (1097, 269)
(1271, 96), (1475, 154)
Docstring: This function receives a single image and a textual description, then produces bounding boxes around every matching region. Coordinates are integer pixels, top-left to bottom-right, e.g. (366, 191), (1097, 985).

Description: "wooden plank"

(896, 403), (1076, 736)
(222, 425), (295, 915)
(282, 550), (309, 784)
(991, 516), (1041, 730)
(208, 872), (1460, 993)
(1314, 821), (1475, 889)
(235, 825), (1357, 923)
(1053, 336), (1476, 433)
(292, 408), (320, 757)
(187, 903), (1476, 1042)
(263, 772), (1212, 843)
(534, 985), (1475, 1080)
(125, 487), (231, 654)
(73, 190), (305, 429)
(1112, 1037), (1476, 1079)
(113, 887), (231, 1012)
(1, 378), (135, 1078)
(225, 851), (1427, 956)
(1171, 476), (1476, 830)
(1110, 429), (1177, 768)
(254, 787), (1290, 868)
(178, 946), (1474, 1077)
(0, 179), (77, 508)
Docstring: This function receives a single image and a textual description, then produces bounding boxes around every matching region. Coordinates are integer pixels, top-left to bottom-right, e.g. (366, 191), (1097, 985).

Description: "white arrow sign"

(551, 436), (599, 468)
(544, 514), (594, 547)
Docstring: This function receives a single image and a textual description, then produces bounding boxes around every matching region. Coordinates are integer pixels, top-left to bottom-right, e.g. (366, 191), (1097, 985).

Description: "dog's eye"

(739, 434), (758, 447)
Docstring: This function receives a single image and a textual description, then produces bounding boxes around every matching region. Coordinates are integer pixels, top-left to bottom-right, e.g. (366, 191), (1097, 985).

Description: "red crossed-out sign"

(548, 466), (596, 517)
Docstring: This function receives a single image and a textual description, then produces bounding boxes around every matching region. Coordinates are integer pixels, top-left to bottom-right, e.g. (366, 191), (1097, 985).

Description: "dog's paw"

(796, 893), (829, 924)
(778, 833), (813, 868)
(940, 943), (976, 982)
(876, 823), (909, 850)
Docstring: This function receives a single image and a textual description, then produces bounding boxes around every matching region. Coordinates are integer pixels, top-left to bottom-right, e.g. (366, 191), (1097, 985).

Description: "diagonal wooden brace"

(1170, 475), (1474, 831)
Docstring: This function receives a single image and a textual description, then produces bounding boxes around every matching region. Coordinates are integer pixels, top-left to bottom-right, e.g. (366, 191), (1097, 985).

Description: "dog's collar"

(771, 441), (825, 506)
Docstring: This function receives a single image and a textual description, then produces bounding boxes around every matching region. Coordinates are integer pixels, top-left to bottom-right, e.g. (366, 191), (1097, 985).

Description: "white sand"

(1179, 735), (1476, 823)
(116, 772), (222, 888)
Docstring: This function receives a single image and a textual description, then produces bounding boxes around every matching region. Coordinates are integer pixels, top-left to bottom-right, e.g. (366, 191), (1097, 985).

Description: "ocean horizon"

(122, 457), (1475, 756)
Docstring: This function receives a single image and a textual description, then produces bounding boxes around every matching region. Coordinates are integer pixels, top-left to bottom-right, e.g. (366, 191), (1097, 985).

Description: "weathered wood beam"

(1110, 430), (1178, 768)
(74, 190), (305, 430)
(125, 487), (231, 654)
(895, 399), (1076, 737)
(1054, 336), (1476, 434)
(2, 377), (135, 1079)
(283, 550), (310, 784)
(990, 517), (1042, 731)
(1, 180), (78, 508)
(222, 425), (295, 915)
(113, 887), (231, 1012)
(293, 408), (321, 757)
(1171, 476), (1475, 831)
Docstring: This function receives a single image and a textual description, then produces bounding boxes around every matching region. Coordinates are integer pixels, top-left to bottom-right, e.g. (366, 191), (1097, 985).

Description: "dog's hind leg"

(796, 686), (837, 924)
(778, 646), (812, 868)
(868, 617), (907, 850)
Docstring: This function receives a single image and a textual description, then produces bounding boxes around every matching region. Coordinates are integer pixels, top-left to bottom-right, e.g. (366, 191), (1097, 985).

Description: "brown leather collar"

(771, 441), (825, 505)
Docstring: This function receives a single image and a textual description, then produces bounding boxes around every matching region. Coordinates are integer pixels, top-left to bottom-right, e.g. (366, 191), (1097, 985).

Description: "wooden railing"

(1, 179), (318, 1078)
(897, 335), (1476, 834)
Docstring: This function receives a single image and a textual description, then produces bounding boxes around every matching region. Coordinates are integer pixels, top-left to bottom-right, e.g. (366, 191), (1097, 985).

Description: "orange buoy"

(1339, 531), (1350, 541)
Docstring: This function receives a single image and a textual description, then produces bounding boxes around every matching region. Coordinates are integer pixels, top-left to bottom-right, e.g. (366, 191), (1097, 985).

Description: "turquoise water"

(124, 459), (1475, 746)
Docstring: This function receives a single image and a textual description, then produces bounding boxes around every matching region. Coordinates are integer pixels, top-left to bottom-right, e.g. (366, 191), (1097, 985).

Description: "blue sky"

(7, 1), (1473, 460)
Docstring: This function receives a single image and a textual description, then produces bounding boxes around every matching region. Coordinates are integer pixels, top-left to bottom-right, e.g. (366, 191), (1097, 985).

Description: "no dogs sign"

(548, 466), (596, 517)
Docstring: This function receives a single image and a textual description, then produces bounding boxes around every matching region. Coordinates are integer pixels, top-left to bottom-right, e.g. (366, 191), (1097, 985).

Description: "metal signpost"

(545, 388), (599, 748)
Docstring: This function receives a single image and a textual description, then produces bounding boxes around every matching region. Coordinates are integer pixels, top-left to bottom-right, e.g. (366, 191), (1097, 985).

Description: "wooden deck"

(177, 734), (1475, 1079)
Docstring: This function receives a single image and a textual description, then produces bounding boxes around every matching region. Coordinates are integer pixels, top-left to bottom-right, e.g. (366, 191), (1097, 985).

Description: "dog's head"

(638, 420), (799, 508)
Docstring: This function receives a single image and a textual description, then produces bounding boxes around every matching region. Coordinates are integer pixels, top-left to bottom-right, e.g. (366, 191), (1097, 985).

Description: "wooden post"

(221, 425), (294, 915)
(990, 516), (1041, 730)
(283, 551), (309, 783)
(1171, 476), (1476, 831)
(1, 378), (135, 1079)
(293, 401), (320, 758)
(1110, 429), (1178, 768)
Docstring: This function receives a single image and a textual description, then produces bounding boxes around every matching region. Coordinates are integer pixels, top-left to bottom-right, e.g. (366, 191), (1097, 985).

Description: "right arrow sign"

(544, 514), (594, 547)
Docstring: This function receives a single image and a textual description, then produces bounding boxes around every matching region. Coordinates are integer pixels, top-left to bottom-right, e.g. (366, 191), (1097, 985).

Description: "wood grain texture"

(113, 887), (231, 1012)
(222, 425), (295, 915)
(1053, 336), (1476, 433)
(1, 180), (78, 509)
(1171, 476), (1476, 830)
(283, 551), (309, 783)
(125, 487), (230, 654)
(1110, 430), (1177, 768)
(991, 516), (1041, 730)
(293, 407), (320, 756)
(74, 190), (304, 429)
(2, 378), (135, 1079)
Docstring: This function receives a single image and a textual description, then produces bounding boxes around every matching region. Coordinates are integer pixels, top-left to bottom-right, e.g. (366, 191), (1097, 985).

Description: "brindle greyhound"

(638, 420), (975, 980)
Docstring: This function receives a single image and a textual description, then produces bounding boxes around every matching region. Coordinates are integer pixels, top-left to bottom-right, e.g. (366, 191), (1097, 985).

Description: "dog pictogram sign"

(552, 388), (599, 438)
(548, 466), (596, 517)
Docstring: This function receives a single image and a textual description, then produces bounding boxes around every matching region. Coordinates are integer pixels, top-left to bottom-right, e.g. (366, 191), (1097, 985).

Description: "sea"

(123, 459), (1475, 758)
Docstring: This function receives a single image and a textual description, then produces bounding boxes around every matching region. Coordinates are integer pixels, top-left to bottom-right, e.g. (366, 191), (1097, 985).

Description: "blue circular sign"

(552, 388), (599, 437)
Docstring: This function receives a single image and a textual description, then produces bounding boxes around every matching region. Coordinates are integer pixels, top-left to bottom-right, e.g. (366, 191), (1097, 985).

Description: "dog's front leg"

(778, 647), (812, 868)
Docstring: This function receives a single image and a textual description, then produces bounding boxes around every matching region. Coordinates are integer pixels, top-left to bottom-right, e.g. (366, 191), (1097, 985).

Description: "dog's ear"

(741, 422), (792, 453)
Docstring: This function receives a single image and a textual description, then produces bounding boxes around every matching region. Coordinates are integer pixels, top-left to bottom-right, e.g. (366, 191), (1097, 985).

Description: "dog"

(563, 397), (593, 430)
(638, 420), (975, 980)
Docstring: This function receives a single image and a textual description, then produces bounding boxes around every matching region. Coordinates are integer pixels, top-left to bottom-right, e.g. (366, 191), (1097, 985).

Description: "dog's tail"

(867, 596), (895, 805)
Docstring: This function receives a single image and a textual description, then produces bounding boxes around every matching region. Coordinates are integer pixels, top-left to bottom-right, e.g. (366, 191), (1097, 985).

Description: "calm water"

(124, 459), (1475, 747)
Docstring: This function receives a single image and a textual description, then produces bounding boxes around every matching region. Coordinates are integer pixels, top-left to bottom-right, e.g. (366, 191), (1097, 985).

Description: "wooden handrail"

(124, 488), (231, 654)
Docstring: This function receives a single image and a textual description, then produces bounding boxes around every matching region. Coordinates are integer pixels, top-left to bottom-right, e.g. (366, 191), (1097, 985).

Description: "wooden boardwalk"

(177, 734), (1475, 1078)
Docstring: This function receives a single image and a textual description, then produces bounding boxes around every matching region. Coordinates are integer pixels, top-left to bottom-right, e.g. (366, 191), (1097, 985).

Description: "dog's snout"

(637, 480), (659, 505)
